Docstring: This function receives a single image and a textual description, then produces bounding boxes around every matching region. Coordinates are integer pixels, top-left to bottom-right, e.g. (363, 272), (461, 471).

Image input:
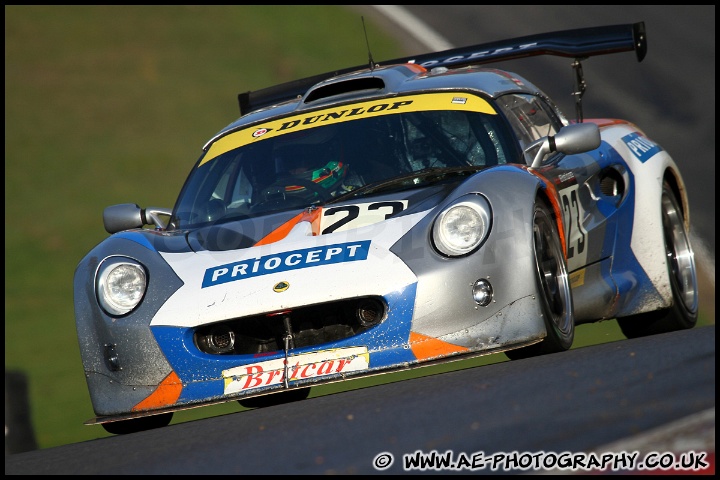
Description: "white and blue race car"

(74, 21), (698, 434)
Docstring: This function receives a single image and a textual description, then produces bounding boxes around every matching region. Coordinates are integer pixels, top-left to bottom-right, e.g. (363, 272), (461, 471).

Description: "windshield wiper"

(327, 166), (484, 204)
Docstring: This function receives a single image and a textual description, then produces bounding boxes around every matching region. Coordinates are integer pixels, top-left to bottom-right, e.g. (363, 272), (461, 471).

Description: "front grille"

(194, 296), (386, 355)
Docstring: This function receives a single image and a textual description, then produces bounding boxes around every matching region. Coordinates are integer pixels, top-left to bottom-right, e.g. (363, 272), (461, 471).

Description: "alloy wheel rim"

(534, 210), (572, 335)
(661, 191), (698, 313)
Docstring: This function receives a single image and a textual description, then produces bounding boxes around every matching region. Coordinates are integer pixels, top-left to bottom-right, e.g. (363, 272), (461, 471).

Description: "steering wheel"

(251, 177), (331, 214)
(262, 177), (331, 203)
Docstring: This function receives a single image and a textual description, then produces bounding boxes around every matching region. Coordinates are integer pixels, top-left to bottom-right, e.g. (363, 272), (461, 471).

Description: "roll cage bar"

(238, 22), (646, 122)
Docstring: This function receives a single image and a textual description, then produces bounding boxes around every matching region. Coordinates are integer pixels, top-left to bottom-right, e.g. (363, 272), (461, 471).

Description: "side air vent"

(304, 77), (385, 103)
(599, 168), (625, 198)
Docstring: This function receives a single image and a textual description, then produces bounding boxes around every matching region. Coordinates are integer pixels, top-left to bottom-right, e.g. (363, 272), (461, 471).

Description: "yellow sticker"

(569, 269), (585, 288)
(200, 92), (496, 166)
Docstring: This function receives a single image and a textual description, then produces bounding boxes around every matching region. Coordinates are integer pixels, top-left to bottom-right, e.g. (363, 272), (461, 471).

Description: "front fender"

(74, 235), (184, 416)
(393, 166), (547, 341)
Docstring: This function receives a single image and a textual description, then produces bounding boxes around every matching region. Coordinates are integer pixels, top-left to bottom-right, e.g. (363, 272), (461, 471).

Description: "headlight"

(432, 195), (492, 257)
(96, 257), (147, 316)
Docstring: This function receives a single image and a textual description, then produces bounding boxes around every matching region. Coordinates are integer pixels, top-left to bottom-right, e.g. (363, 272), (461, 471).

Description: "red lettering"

(265, 369), (282, 385)
(335, 359), (352, 373)
(317, 361), (334, 375)
(235, 352), (364, 392)
(300, 363), (317, 378)
(242, 365), (264, 389)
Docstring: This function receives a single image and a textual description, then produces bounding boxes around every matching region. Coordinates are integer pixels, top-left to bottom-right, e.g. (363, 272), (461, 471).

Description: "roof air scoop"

(304, 77), (385, 103)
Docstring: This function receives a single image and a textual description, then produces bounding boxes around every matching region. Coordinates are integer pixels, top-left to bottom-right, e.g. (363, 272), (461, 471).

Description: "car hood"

(149, 183), (458, 329)
(184, 182), (457, 252)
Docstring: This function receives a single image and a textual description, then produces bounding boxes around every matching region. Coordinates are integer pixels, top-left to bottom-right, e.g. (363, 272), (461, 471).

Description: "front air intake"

(193, 296), (387, 355)
(304, 77), (385, 103)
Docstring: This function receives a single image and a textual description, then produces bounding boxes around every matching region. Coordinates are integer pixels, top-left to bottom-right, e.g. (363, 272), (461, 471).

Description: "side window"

(208, 153), (253, 214)
(402, 110), (509, 169)
(227, 167), (253, 209)
(497, 94), (563, 164)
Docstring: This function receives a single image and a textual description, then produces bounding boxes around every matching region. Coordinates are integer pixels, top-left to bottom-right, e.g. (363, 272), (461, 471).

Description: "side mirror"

(103, 204), (172, 234)
(528, 122), (601, 168)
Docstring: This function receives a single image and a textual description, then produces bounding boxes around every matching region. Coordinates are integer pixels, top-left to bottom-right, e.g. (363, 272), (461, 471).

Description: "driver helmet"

(272, 125), (347, 196)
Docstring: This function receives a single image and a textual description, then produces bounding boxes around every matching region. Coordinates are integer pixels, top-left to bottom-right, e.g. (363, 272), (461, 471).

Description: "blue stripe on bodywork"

(586, 140), (663, 316)
(114, 231), (156, 251)
(589, 142), (626, 260)
(113, 230), (194, 254)
(202, 240), (371, 288)
(622, 132), (662, 163)
(151, 283), (418, 403)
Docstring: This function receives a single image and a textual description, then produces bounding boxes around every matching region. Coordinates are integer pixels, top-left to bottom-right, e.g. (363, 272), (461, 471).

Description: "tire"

(101, 412), (173, 435)
(506, 201), (574, 360)
(238, 387), (311, 409)
(617, 182), (698, 338)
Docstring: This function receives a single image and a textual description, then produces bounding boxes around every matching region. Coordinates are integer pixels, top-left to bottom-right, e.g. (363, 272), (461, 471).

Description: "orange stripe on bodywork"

(132, 371), (183, 412)
(253, 208), (323, 246)
(583, 118), (633, 128)
(403, 63), (427, 74)
(501, 164), (568, 259)
(525, 169), (567, 259)
(583, 118), (645, 136)
(409, 331), (469, 361)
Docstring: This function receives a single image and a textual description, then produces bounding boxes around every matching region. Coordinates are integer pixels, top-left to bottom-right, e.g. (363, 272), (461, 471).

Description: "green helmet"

(272, 126), (347, 196)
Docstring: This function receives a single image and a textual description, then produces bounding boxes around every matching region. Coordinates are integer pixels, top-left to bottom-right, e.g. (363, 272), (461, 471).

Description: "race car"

(74, 21), (699, 434)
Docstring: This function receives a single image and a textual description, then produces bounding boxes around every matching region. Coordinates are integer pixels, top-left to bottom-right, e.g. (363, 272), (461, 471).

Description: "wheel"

(617, 181), (698, 338)
(506, 201), (574, 360)
(101, 412), (173, 435)
(238, 387), (311, 409)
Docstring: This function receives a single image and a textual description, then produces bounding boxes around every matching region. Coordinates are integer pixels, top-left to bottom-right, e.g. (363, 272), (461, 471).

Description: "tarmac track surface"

(6, 6), (714, 475)
(5, 326), (715, 474)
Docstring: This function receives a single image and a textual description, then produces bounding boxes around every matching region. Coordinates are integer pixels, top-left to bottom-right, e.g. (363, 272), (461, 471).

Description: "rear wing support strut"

(572, 59), (587, 123)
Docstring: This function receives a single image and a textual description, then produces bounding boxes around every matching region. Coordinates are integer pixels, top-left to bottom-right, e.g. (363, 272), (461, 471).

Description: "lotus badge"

(273, 281), (290, 293)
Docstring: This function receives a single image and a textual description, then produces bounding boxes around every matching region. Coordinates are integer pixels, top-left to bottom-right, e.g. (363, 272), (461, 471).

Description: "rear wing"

(238, 21), (646, 115)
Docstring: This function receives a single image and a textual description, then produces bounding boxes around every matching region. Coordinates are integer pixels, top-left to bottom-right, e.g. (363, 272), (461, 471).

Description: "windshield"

(172, 93), (515, 229)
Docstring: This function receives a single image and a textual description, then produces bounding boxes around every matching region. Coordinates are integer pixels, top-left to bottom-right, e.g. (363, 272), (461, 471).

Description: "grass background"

(5, 5), (712, 450)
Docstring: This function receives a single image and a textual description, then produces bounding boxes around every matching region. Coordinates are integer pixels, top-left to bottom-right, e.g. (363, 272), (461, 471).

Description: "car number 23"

(321, 200), (409, 234)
